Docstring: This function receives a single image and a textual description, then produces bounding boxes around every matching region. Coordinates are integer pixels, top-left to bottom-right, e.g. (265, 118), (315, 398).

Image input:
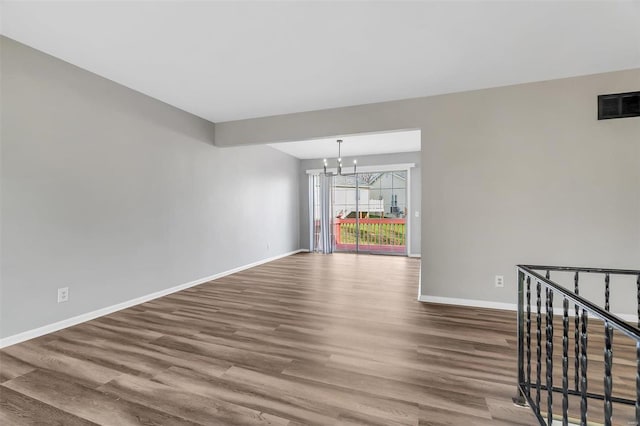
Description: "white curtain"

(318, 174), (333, 254)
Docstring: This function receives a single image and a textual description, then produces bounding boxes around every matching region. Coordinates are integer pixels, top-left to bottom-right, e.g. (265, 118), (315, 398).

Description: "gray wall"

(216, 69), (640, 314)
(0, 37), (300, 339)
(299, 151), (421, 256)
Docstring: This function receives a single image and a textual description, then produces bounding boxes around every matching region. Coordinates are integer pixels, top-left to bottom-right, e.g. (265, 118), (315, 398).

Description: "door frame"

(307, 163), (415, 255)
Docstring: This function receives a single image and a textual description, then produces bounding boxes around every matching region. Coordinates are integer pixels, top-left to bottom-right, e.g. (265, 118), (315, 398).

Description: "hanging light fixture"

(322, 139), (357, 176)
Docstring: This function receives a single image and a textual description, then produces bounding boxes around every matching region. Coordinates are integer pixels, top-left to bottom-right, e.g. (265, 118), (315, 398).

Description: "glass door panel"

(359, 171), (407, 255)
(333, 174), (359, 253)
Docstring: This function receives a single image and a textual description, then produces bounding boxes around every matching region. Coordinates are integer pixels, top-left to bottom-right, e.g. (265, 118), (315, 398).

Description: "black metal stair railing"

(513, 265), (640, 426)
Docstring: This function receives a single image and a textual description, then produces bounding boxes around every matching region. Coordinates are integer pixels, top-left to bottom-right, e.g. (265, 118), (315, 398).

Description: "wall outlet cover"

(57, 287), (69, 303)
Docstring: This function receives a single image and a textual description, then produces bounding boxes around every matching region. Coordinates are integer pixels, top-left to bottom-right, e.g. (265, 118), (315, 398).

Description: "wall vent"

(598, 91), (640, 120)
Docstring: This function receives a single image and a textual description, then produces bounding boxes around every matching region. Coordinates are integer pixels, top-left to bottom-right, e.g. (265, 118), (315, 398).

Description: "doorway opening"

(268, 128), (421, 258)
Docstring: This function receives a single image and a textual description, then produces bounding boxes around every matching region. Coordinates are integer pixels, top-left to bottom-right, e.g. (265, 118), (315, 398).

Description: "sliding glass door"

(311, 170), (408, 255)
(355, 171), (407, 255)
(332, 174), (361, 253)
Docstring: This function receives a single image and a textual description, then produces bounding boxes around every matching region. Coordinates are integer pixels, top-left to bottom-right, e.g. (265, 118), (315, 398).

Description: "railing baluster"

(603, 320), (613, 426)
(604, 273), (610, 312)
(546, 289), (554, 426)
(575, 271), (580, 391)
(562, 297), (569, 426)
(636, 340), (640, 425)
(602, 273), (611, 426)
(536, 281), (542, 415)
(580, 308), (588, 426)
(515, 269), (526, 406)
(526, 276), (532, 398)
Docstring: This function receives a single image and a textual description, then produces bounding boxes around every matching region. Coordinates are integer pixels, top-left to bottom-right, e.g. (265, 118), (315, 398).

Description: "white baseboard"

(418, 294), (638, 323)
(408, 253), (421, 258)
(416, 263), (422, 300)
(418, 295), (517, 311)
(0, 249), (307, 349)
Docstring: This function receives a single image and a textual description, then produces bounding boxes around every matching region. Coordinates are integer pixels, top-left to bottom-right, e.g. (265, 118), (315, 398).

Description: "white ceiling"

(268, 130), (421, 160)
(2, 1), (639, 123)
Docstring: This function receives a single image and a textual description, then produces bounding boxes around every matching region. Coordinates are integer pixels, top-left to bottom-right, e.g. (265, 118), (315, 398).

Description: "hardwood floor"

(0, 253), (540, 425)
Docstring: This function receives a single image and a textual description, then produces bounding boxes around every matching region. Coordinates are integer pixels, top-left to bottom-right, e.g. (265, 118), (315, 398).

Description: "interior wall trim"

(0, 249), (307, 349)
(419, 294), (517, 311)
(418, 294), (638, 323)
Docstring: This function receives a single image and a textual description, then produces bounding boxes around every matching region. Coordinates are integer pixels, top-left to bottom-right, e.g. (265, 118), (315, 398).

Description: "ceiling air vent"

(598, 91), (640, 120)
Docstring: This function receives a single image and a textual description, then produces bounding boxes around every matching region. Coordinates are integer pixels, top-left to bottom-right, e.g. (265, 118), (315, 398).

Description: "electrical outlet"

(57, 287), (69, 303)
(495, 275), (504, 288)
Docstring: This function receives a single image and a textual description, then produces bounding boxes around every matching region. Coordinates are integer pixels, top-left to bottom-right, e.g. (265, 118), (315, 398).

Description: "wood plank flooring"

(1, 253), (541, 425)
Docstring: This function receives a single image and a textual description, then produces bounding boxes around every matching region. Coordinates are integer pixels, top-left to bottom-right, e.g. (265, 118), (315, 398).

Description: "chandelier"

(323, 139), (357, 176)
